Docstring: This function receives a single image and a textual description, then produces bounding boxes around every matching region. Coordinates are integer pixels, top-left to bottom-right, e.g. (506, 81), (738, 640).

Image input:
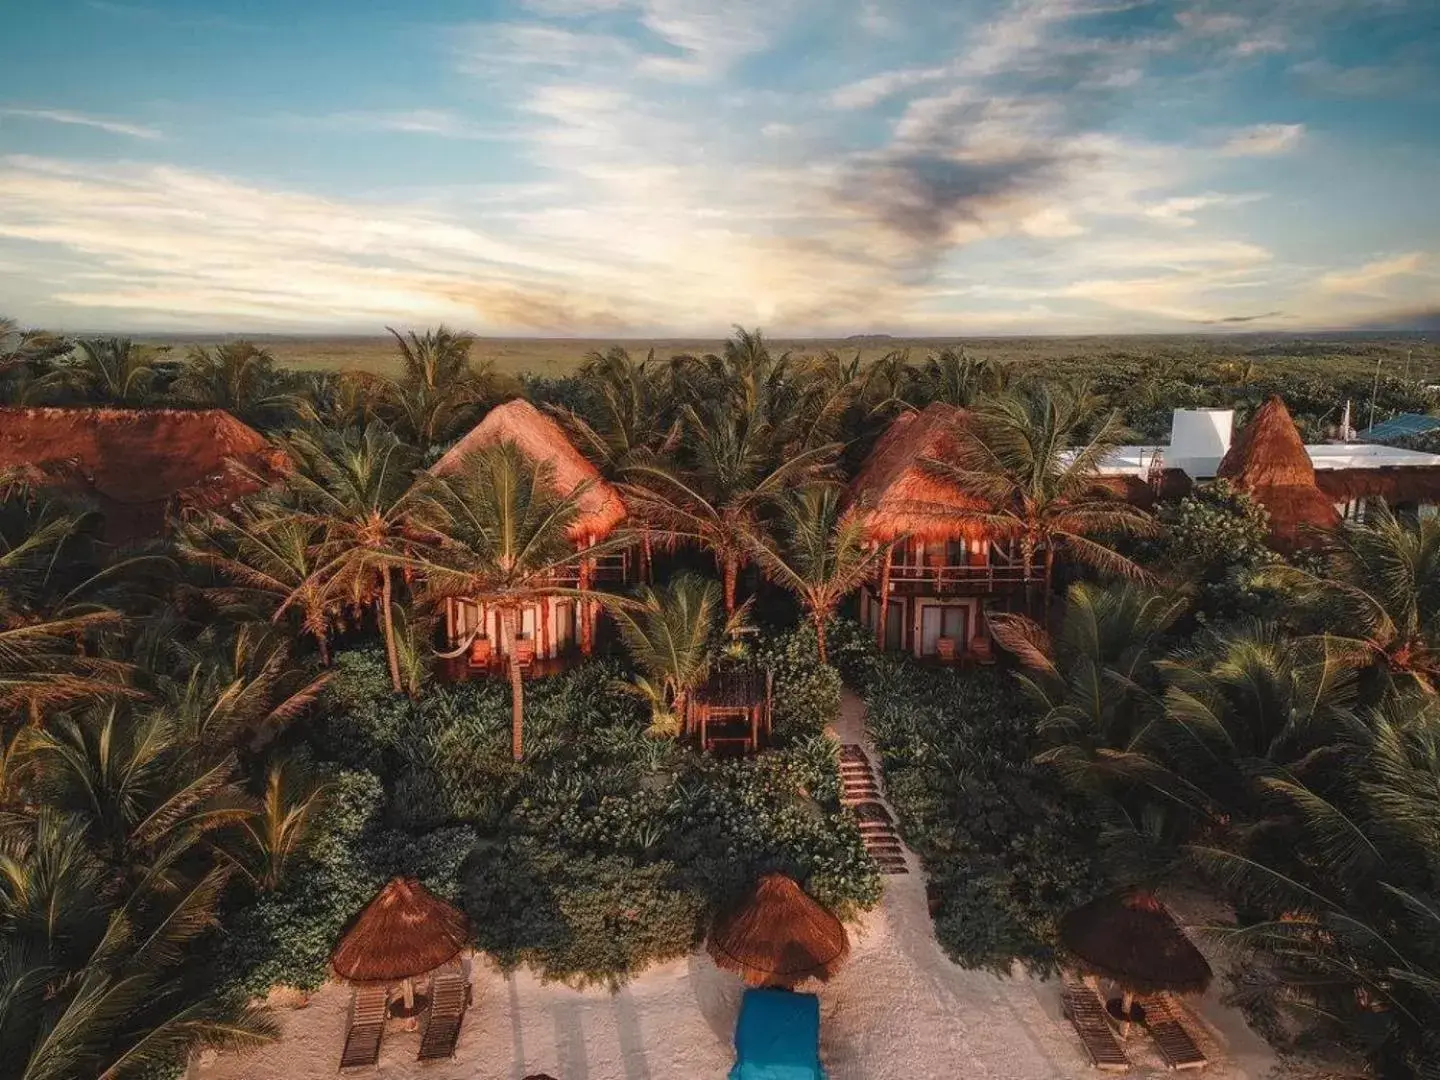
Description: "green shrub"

(865, 660), (1104, 971)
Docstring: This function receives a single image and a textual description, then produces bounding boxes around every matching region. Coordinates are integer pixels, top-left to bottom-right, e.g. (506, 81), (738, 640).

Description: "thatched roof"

(331, 877), (470, 984)
(707, 873), (849, 988)
(1315, 466), (1440, 506)
(1059, 891), (1213, 997)
(1217, 396), (1340, 549)
(846, 403), (997, 543)
(0, 406), (282, 540)
(430, 399), (626, 542)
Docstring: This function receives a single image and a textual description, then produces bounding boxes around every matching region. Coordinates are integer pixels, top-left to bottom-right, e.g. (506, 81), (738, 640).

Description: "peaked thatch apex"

(707, 873), (849, 988)
(331, 876), (470, 984)
(430, 398), (626, 541)
(1217, 396), (1340, 549)
(845, 403), (995, 543)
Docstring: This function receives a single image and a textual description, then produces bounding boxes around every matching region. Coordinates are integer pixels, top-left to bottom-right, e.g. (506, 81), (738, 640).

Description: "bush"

(265, 649), (881, 989)
(865, 661), (1105, 971)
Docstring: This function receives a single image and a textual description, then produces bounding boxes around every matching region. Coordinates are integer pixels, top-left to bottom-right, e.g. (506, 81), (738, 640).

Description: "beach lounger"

(339, 984), (388, 1069)
(1139, 994), (1208, 1070)
(418, 971), (469, 1062)
(1061, 974), (1130, 1072)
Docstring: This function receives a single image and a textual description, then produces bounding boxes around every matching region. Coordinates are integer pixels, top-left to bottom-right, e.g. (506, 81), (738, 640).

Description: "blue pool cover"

(728, 988), (827, 1080)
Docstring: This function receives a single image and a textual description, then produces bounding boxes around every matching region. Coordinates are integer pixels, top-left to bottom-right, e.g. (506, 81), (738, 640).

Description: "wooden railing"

(887, 562), (1037, 588)
(552, 551), (629, 584)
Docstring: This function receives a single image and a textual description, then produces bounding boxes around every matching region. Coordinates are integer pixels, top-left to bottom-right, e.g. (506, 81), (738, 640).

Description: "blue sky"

(1, 0), (1437, 335)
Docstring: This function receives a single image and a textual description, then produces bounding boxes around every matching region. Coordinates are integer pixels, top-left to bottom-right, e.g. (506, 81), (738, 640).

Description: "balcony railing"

(887, 561), (1037, 590)
(552, 551), (629, 584)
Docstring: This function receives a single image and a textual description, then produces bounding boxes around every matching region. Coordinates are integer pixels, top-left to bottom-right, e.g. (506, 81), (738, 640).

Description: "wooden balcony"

(551, 551), (630, 585)
(885, 561), (1036, 596)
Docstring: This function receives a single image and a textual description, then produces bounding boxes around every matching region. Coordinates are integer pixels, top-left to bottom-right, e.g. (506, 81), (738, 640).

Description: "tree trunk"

(1021, 536), (1037, 616)
(641, 533), (653, 584)
(500, 607), (525, 761)
(814, 612), (829, 665)
(723, 554), (739, 615)
(379, 567), (402, 693)
(876, 546), (893, 650)
(1042, 545), (1056, 609)
(316, 631), (330, 667)
(579, 557), (594, 656)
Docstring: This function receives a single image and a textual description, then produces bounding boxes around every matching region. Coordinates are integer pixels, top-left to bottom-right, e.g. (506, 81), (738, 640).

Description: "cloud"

(1197, 310), (1284, 324)
(1320, 252), (1427, 295)
(1219, 123), (1305, 156)
(298, 109), (514, 141)
(0, 107), (162, 140)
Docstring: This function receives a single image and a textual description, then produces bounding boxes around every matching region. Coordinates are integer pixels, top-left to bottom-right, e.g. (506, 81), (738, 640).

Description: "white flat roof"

(1092, 441), (1440, 478)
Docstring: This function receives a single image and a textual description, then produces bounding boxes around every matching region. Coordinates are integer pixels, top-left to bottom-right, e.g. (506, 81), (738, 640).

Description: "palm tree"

(919, 347), (1008, 407)
(1259, 500), (1440, 690)
(925, 385), (1156, 606)
(227, 756), (328, 892)
(748, 486), (887, 663)
(0, 316), (68, 402)
(178, 503), (338, 664)
(59, 338), (162, 404)
(172, 341), (289, 422)
(378, 326), (492, 447)
(408, 442), (626, 761)
(0, 811), (275, 1079)
(266, 423), (424, 693)
(610, 573), (738, 735)
(624, 397), (838, 614)
(990, 581), (1187, 785)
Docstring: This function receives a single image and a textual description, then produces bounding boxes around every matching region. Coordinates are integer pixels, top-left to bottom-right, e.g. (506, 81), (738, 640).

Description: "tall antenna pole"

(1368, 354), (1383, 433)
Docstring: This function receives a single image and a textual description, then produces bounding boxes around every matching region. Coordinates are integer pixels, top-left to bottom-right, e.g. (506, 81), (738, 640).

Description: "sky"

(1, 0), (1437, 336)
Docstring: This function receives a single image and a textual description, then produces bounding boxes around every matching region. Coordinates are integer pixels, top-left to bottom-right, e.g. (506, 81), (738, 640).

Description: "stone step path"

(839, 744), (908, 874)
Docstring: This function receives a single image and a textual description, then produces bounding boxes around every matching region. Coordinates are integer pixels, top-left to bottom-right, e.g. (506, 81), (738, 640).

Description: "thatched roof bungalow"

(707, 873), (849, 988)
(1216, 396), (1341, 549)
(430, 399), (626, 543)
(331, 877), (470, 985)
(0, 406), (282, 539)
(1059, 891), (1213, 998)
(845, 402), (998, 544)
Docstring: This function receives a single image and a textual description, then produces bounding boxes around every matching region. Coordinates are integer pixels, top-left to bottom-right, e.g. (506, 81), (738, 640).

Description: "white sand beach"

(193, 692), (1294, 1080)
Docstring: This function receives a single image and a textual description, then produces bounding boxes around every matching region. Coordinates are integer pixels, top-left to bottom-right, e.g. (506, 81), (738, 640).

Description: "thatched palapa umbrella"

(1060, 891), (1212, 1034)
(708, 873), (849, 988)
(331, 877), (470, 1012)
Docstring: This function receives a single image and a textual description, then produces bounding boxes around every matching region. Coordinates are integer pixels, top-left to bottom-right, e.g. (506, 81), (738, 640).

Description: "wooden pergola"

(687, 667), (773, 754)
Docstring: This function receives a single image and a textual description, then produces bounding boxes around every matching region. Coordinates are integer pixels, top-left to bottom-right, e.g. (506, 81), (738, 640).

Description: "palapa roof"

(331, 876), (470, 984)
(1059, 891), (1213, 997)
(430, 398), (626, 541)
(0, 406), (283, 539)
(707, 873), (849, 988)
(1217, 396), (1340, 550)
(846, 403), (997, 543)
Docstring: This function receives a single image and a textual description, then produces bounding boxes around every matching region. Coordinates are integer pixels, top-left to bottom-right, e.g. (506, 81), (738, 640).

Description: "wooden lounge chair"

(1139, 993), (1208, 1070)
(513, 639), (536, 671)
(418, 971), (469, 1062)
(339, 984), (388, 1069)
(1061, 974), (1130, 1072)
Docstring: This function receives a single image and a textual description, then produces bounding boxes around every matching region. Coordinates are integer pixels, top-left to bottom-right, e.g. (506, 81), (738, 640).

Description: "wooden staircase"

(839, 744), (908, 875)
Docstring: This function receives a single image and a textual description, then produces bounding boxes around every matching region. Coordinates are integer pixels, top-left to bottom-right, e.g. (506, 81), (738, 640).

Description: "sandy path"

(194, 690), (1286, 1080)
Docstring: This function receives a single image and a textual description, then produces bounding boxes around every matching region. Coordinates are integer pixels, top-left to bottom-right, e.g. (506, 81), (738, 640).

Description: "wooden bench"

(1139, 994), (1208, 1070)
(418, 971), (470, 1062)
(339, 984), (388, 1069)
(1061, 974), (1130, 1072)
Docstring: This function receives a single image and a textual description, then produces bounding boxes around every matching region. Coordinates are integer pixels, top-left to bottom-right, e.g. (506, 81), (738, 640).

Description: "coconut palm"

(266, 423), (424, 693)
(172, 341), (291, 422)
(990, 581), (1188, 783)
(378, 325), (492, 447)
(551, 347), (680, 476)
(919, 347), (1008, 408)
(624, 397), (838, 615)
(925, 385), (1156, 605)
(178, 504), (338, 664)
(225, 756), (328, 893)
(58, 338), (163, 404)
(1187, 690), (1440, 1075)
(748, 486), (887, 664)
(0, 811), (275, 1079)
(611, 573), (739, 735)
(408, 441), (626, 761)
(1259, 500), (1440, 690)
